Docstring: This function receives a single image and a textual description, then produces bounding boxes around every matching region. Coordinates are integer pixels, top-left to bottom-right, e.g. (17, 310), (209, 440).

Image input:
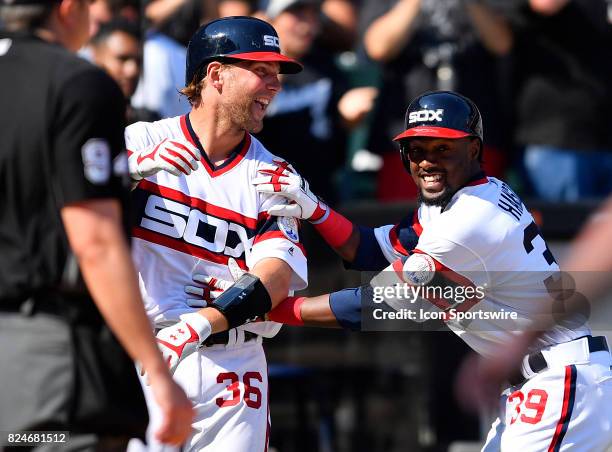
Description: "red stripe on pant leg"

(548, 365), (576, 452)
(264, 370), (270, 452)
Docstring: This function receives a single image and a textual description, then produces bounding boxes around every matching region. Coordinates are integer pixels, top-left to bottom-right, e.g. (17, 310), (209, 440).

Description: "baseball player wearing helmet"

(246, 91), (612, 451)
(125, 16), (307, 452)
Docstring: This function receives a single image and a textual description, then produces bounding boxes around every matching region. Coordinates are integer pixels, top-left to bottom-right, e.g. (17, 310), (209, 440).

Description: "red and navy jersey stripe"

(389, 209), (421, 256)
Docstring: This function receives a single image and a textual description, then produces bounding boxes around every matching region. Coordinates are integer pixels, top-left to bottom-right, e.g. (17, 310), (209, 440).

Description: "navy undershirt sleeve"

(343, 225), (389, 271)
(329, 286), (371, 331)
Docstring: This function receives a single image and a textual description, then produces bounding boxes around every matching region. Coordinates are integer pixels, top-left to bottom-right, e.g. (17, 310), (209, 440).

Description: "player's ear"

(468, 138), (480, 161)
(207, 62), (225, 91)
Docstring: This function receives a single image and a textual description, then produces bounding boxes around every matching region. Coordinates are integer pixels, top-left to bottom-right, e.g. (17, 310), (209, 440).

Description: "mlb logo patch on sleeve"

(278, 216), (299, 243)
(82, 138), (111, 184)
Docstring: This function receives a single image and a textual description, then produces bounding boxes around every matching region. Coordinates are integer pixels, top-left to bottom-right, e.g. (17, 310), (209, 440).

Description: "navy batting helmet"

(393, 91), (483, 170)
(185, 16), (303, 86)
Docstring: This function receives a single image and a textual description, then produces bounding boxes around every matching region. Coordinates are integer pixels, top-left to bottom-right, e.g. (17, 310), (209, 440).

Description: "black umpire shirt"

(0, 30), (129, 302)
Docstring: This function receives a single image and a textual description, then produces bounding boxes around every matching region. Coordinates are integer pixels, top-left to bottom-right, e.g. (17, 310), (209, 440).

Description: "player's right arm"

(253, 164), (417, 269)
(61, 200), (193, 444)
(252, 164), (359, 261)
(55, 68), (193, 445)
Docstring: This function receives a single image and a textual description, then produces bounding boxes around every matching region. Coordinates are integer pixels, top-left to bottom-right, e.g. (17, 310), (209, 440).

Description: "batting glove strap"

(309, 202), (329, 224)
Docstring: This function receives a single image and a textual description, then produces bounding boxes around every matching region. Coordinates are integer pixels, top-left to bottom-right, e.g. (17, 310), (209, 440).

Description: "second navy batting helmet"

(185, 16), (303, 86)
(393, 91), (483, 169)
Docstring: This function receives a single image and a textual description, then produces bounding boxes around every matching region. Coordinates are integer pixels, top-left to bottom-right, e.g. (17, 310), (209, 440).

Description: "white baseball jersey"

(372, 175), (591, 357)
(125, 114), (307, 452)
(126, 114), (307, 337)
(370, 175), (612, 452)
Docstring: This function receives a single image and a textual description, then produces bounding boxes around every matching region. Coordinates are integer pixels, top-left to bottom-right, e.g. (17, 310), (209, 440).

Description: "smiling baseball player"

(248, 91), (612, 451)
(125, 17), (307, 452)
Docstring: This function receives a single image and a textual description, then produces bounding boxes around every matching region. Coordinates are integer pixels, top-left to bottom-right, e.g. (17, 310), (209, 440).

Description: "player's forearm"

(193, 257), (293, 334)
(364, 0), (421, 62)
(311, 207), (360, 262)
(61, 201), (168, 376)
(269, 286), (363, 331)
(268, 294), (341, 328)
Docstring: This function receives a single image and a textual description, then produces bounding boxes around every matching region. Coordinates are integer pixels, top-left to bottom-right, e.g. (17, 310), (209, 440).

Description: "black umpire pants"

(0, 298), (147, 451)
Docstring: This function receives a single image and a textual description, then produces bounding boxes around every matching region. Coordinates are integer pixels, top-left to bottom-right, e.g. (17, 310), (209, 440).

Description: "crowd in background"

(76, 0), (612, 203)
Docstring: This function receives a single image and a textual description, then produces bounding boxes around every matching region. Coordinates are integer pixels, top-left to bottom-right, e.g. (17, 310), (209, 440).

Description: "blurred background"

(11, 0), (612, 450)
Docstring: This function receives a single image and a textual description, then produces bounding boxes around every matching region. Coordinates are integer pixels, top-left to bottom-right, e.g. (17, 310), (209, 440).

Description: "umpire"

(0, 0), (193, 449)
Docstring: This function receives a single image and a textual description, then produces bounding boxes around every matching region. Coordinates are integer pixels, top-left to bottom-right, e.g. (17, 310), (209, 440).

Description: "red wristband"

(312, 208), (353, 248)
(267, 297), (305, 326)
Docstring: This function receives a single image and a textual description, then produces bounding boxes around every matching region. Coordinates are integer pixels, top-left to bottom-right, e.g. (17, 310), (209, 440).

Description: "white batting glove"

(252, 159), (327, 221)
(184, 258), (245, 308)
(128, 138), (201, 181)
(155, 312), (212, 374)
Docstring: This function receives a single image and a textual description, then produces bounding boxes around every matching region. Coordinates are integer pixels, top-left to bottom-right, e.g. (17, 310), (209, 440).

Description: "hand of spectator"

(529, 0), (571, 15)
(145, 0), (188, 25)
(128, 138), (201, 180)
(147, 370), (194, 445)
(338, 86), (378, 128)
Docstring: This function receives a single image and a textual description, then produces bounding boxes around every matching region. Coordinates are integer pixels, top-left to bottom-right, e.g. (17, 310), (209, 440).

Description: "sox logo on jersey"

(139, 193), (253, 260)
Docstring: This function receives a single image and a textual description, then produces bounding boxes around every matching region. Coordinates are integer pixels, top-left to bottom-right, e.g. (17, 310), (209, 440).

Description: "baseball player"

(125, 17), (307, 452)
(247, 91), (612, 451)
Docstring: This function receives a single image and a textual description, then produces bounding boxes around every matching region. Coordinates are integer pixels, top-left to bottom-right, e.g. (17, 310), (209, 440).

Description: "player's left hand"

(155, 312), (212, 374)
(184, 258), (245, 308)
(252, 159), (326, 221)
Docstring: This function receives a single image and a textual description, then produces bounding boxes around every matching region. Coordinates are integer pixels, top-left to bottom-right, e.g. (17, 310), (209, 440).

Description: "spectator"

(504, 0), (612, 201)
(258, 0), (358, 51)
(130, 30), (190, 118)
(90, 19), (161, 124)
(131, 0), (217, 118)
(88, 0), (138, 37)
(144, 0), (216, 44)
(362, 0), (512, 201)
(257, 0), (376, 203)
